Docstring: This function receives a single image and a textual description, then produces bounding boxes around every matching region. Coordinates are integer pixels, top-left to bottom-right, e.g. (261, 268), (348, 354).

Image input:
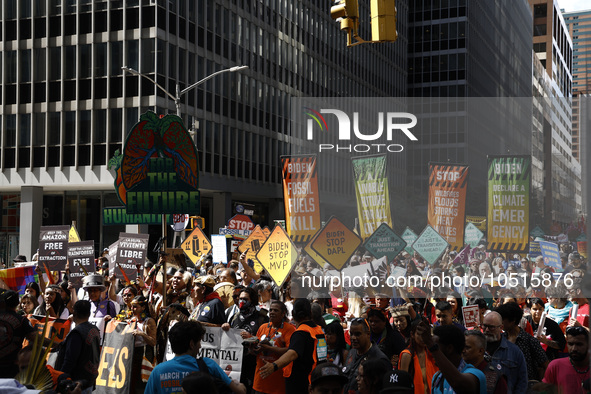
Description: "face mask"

(239, 300), (252, 310)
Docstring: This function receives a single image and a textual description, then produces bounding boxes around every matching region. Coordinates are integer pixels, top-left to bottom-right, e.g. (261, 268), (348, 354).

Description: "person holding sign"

(525, 298), (566, 362)
(128, 295), (157, 394)
(34, 284), (70, 319)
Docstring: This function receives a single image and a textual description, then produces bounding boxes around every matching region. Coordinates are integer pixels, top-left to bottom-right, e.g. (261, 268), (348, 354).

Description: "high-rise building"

(0, 0), (409, 261)
(529, 0), (582, 228)
(564, 9), (591, 162)
(406, 0), (534, 217)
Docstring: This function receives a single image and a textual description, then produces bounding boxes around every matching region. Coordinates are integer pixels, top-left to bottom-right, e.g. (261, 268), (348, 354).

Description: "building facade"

(0, 0), (409, 262)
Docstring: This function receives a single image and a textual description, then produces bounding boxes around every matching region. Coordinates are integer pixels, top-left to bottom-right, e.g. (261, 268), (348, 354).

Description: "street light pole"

(122, 65), (248, 117)
(121, 64), (247, 307)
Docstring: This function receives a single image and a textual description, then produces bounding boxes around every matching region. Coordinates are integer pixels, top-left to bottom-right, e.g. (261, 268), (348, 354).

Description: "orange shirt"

(400, 348), (438, 394)
(253, 321), (296, 394)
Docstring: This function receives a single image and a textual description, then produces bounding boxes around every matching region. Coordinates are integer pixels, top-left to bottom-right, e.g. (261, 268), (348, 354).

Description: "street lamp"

(121, 65), (248, 117)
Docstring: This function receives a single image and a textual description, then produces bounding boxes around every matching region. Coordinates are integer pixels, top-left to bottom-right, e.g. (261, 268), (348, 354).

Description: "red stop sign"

(227, 214), (255, 231)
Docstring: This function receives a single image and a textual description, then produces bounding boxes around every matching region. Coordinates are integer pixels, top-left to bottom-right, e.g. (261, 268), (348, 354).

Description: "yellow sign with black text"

(181, 227), (212, 265)
(238, 225), (268, 272)
(256, 225), (299, 286)
(311, 217), (362, 270)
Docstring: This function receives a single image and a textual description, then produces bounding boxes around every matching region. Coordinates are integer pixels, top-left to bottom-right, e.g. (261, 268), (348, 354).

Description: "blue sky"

(558, 0), (591, 12)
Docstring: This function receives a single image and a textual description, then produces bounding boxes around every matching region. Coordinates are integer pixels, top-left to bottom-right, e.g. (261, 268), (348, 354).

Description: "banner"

(281, 155), (321, 243)
(427, 163), (469, 251)
(351, 155), (392, 240)
(67, 241), (95, 288)
(198, 327), (244, 381)
(466, 216), (486, 232)
(0, 265), (37, 294)
(486, 156), (530, 252)
(38, 225), (70, 271)
(113, 233), (149, 282)
(95, 321), (134, 394)
(27, 315), (72, 344)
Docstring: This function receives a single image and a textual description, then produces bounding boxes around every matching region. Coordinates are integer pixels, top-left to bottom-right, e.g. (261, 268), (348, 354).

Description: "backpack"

(195, 357), (233, 394)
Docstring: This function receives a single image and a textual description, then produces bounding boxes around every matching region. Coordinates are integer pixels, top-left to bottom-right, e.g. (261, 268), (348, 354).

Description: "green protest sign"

(364, 223), (407, 262)
(412, 225), (449, 265)
(401, 227), (418, 254)
(464, 222), (484, 248)
(530, 226), (545, 238)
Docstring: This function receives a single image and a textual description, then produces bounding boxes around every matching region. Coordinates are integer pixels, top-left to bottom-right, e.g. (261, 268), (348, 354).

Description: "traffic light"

(371, 0), (397, 42)
(331, 0), (360, 46)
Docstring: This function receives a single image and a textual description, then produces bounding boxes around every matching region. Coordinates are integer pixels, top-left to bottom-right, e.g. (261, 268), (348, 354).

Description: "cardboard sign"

(411, 225), (449, 265)
(256, 225), (299, 286)
(310, 216), (362, 270)
(238, 225), (268, 272)
(464, 222), (484, 248)
(427, 164), (469, 251)
(487, 155), (531, 252)
(363, 223), (407, 262)
(38, 225), (70, 271)
(113, 233), (149, 282)
(539, 241), (561, 270)
(211, 234), (228, 264)
(181, 226), (212, 265)
(67, 240), (95, 288)
(27, 315), (72, 344)
(281, 155), (322, 244)
(401, 228), (418, 255)
(95, 321), (134, 393)
(462, 305), (480, 329)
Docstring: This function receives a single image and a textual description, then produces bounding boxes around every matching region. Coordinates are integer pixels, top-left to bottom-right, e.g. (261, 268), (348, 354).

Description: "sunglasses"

(351, 317), (370, 330)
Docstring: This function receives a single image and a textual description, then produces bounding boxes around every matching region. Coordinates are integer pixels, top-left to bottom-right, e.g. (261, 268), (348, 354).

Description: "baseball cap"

(379, 370), (414, 393)
(310, 362), (348, 388)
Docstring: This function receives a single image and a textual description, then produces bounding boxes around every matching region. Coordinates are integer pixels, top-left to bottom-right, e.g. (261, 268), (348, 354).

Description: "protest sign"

(578, 242), (587, 258)
(181, 227), (212, 266)
(95, 321), (134, 393)
(211, 234), (228, 264)
(401, 227), (418, 254)
(352, 155), (392, 240)
(487, 155), (530, 252)
(238, 225), (268, 272)
(303, 229), (330, 268)
(412, 225), (449, 265)
(464, 222), (484, 248)
(114, 233), (149, 282)
(227, 214), (255, 232)
(67, 240), (95, 288)
(256, 225), (299, 286)
(462, 305), (480, 329)
(529, 241), (541, 258)
(466, 216), (486, 232)
(38, 225), (69, 271)
(427, 163), (469, 250)
(452, 246), (471, 265)
(363, 223), (406, 262)
(530, 225), (545, 238)
(281, 155), (321, 244)
(27, 315), (71, 344)
(311, 216), (362, 270)
(69, 225), (81, 243)
(198, 327), (243, 381)
(539, 241), (561, 271)
(107, 240), (119, 275)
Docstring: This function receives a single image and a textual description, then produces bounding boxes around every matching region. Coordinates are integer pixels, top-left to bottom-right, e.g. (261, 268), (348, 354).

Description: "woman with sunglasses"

(399, 319), (438, 394)
(128, 295), (157, 394)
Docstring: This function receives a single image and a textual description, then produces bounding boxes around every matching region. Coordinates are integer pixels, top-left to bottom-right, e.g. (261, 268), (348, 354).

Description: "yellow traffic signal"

(331, 0), (360, 46)
(371, 0), (397, 42)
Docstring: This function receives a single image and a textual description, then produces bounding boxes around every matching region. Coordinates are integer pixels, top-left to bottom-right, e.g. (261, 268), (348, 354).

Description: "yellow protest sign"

(69, 225), (81, 242)
(256, 225), (299, 286)
(181, 227), (212, 265)
(262, 226), (271, 238)
(310, 216), (362, 270)
(304, 229), (330, 268)
(238, 225), (268, 272)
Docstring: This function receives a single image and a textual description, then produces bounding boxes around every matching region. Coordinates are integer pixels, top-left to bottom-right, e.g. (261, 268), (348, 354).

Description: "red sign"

(227, 214), (255, 231)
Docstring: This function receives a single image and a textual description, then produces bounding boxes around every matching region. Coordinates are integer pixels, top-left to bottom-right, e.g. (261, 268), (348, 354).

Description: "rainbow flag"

(0, 265), (38, 295)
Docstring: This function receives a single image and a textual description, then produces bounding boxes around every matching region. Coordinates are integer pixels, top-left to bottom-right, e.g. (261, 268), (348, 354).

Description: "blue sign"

(529, 241), (541, 258)
(539, 241), (561, 271)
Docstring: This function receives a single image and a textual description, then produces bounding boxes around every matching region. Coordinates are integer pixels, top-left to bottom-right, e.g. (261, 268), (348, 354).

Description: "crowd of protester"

(0, 242), (589, 393)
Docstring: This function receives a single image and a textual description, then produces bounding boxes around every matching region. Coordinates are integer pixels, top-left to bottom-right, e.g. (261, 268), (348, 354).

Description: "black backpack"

(195, 357), (233, 394)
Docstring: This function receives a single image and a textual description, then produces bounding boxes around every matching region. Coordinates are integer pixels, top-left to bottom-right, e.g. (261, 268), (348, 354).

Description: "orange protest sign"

(27, 315), (72, 344)
(262, 226), (271, 238)
(310, 217), (362, 270)
(182, 227), (212, 265)
(427, 164), (469, 251)
(238, 225), (268, 272)
(256, 225), (299, 286)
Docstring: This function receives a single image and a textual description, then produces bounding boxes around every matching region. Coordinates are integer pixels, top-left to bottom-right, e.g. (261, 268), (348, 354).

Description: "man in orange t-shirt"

(252, 300), (296, 394)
